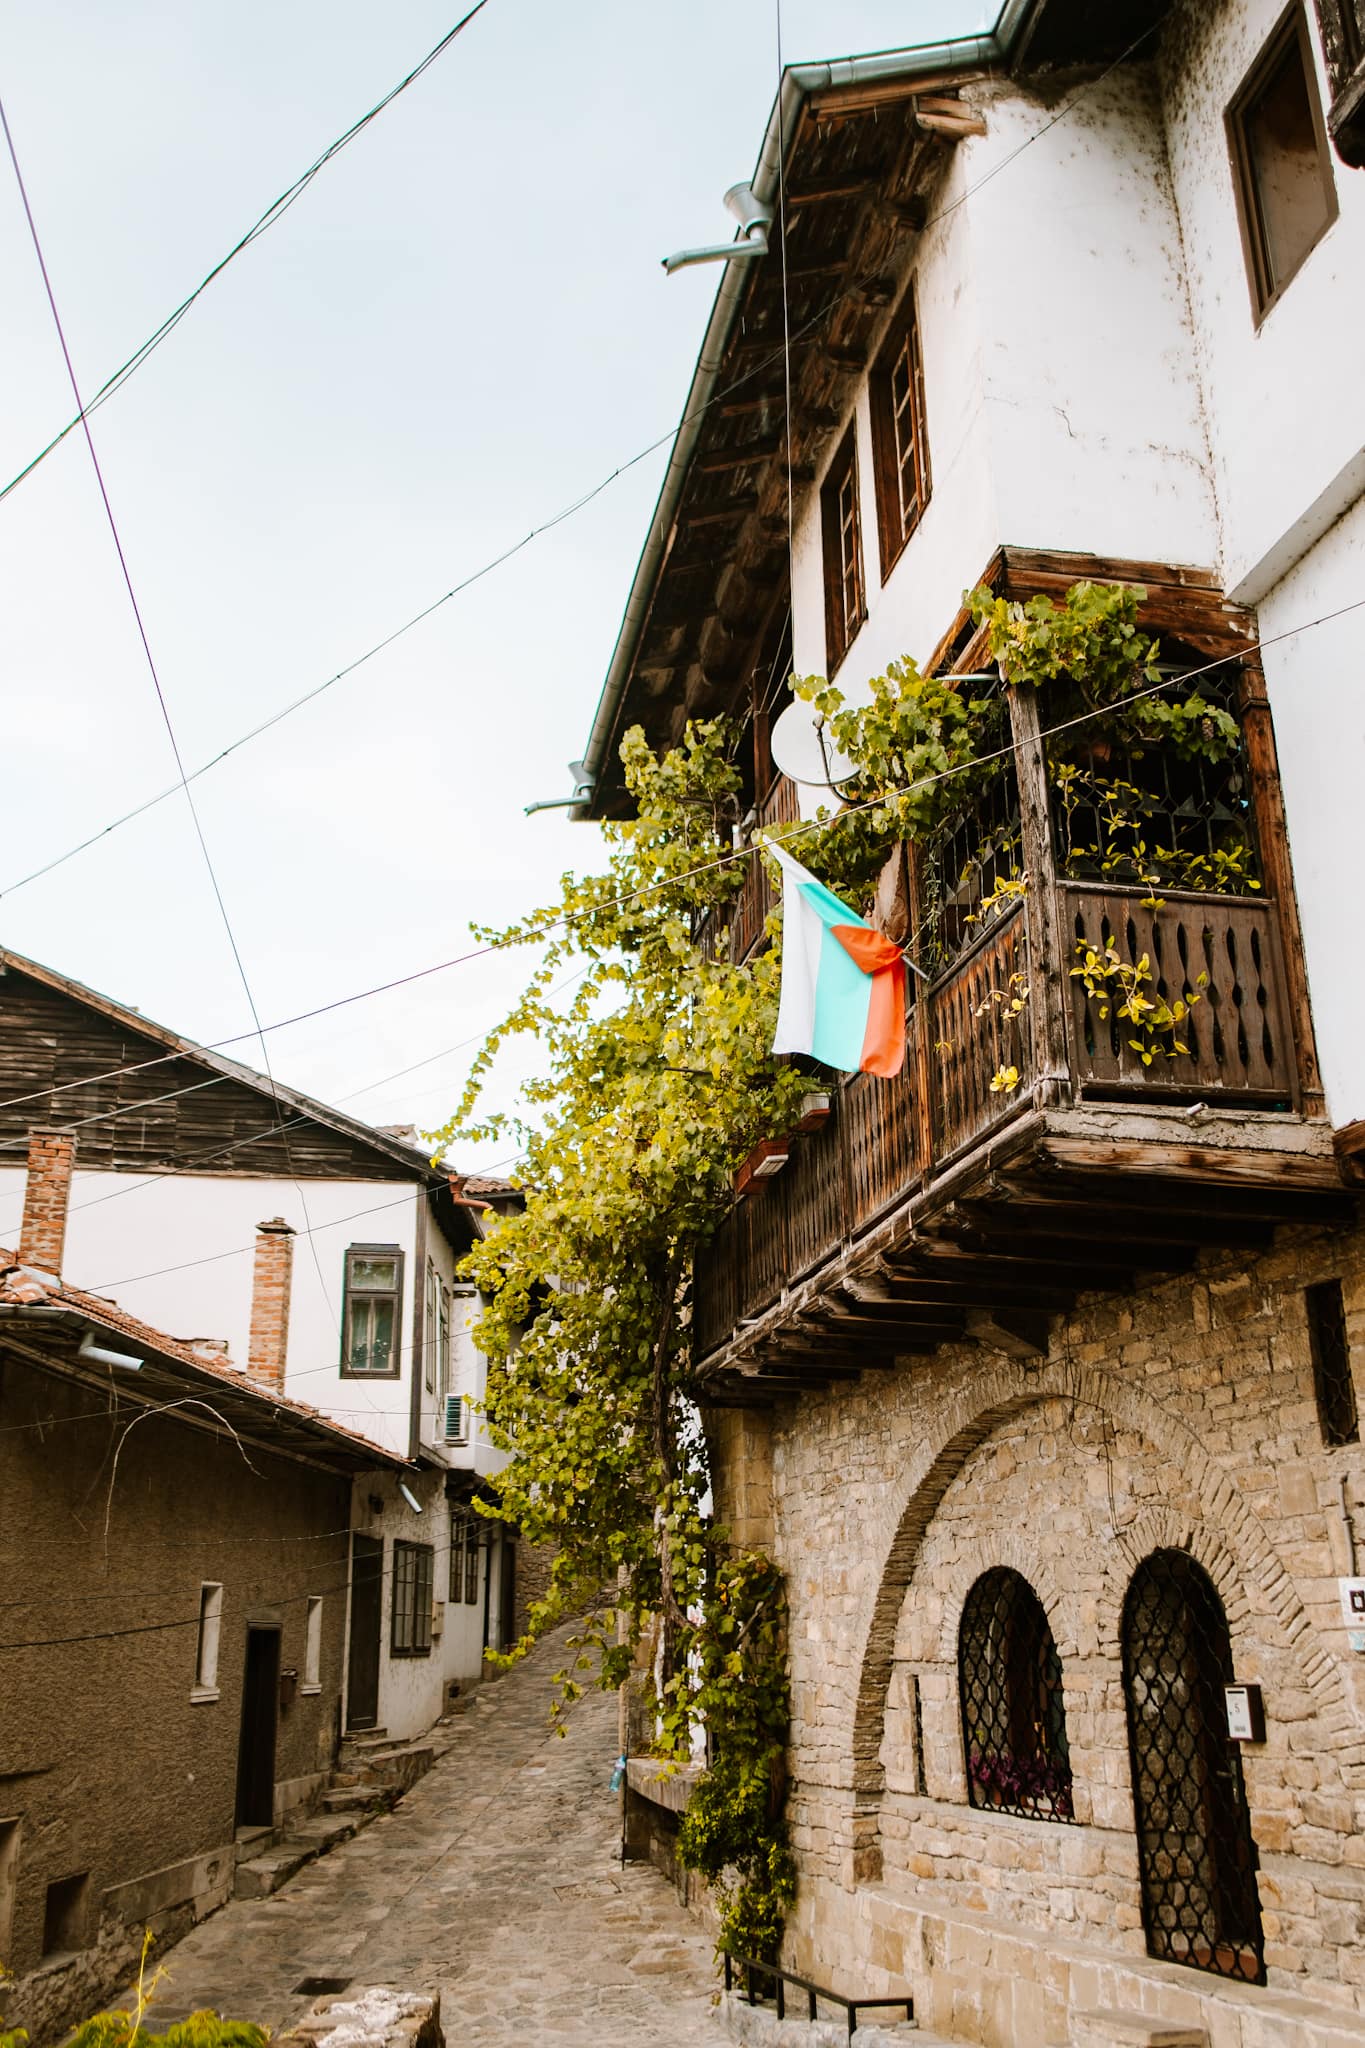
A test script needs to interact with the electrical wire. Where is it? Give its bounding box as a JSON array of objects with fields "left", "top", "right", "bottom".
[
  {"left": 1, "top": 593, "right": 1362, "bottom": 1135},
  {"left": 0, "top": 1, "right": 493, "bottom": 508},
  {"left": 0, "top": 96, "right": 347, "bottom": 1328},
  {"left": 0, "top": 23, "right": 1160, "bottom": 910}
]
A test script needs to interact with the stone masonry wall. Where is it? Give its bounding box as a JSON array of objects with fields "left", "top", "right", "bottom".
[{"left": 707, "top": 1213, "right": 1365, "bottom": 2033}]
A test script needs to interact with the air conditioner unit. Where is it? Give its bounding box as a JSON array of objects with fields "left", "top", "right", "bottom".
[{"left": 443, "top": 1393, "right": 468, "bottom": 1446}]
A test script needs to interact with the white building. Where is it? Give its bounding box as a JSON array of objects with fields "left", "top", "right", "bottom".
[{"left": 0, "top": 947, "right": 520, "bottom": 1743}]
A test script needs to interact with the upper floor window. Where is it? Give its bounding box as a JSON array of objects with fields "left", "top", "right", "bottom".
[
  {"left": 820, "top": 424, "right": 866, "bottom": 675},
  {"left": 342, "top": 1244, "right": 404, "bottom": 1377},
  {"left": 1228, "top": 8, "right": 1338, "bottom": 320},
  {"left": 392, "top": 1540, "right": 434, "bottom": 1656},
  {"left": 424, "top": 1260, "right": 439, "bottom": 1392},
  {"left": 1309, "top": 0, "right": 1365, "bottom": 165},
  {"left": 438, "top": 1282, "right": 451, "bottom": 1398},
  {"left": 1307, "top": 1278, "right": 1359, "bottom": 1445},
  {"left": 958, "top": 1567, "right": 1073, "bottom": 1822},
  {"left": 870, "top": 279, "right": 931, "bottom": 579}
]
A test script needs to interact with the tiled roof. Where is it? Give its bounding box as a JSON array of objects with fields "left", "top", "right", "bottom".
[{"left": 0, "top": 1248, "right": 405, "bottom": 1470}]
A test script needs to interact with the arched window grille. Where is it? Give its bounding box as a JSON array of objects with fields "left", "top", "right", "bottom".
[
  {"left": 1122, "top": 1550, "right": 1264, "bottom": 1983},
  {"left": 958, "top": 1568, "right": 1073, "bottom": 1822}
]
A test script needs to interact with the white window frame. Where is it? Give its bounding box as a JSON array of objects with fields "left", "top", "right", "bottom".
[
  {"left": 302, "top": 1595, "right": 324, "bottom": 1693},
  {"left": 192, "top": 1582, "right": 223, "bottom": 1701}
]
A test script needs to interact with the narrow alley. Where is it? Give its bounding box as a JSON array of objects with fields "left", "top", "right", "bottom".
[{"left": 137, "top": 1637, "right": 727, "bottom": 2047}]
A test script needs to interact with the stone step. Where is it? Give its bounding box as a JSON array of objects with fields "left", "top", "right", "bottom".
[
  {"left": 287, "top": 1814, "right": 359, "bottom": 1853},
  {"left": 317, "top": 1786, "right": 395, "bottom": 1816},
  {"left": 1071, "top": 2015, "right": 1207, "bottom": 2048},
  {"left": 233, "top": 1842, "right": 317, "bottom": 1901},
  {"left": 233, "top": 1823, "right": 275, "bottom": 1866}
]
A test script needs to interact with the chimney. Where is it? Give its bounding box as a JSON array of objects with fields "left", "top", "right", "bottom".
[
  {"left": 247, "top": 1217, "right": 296, "bottom": 1389},
  {"left": 19, "top": 1131, "right": 76, "bottom": 1277}
]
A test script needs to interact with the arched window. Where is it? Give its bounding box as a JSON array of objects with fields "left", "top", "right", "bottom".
[
  {"left": 1122, "top": 1550, "right": 1264, "bottom": 1983},
  {"left": 958, "top": 1568, "right": 1073, "bottom": 1821}
]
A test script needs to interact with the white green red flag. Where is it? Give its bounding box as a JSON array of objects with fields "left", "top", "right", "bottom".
[{"left": 770, "top": 845, "right": 907, "bottom": 1078}]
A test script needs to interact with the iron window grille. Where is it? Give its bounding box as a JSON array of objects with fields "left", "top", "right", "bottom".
[
  {"left": 870, "top": 277, "right": 931, "bottom": 580},
  {"left": 465, "top": 1523, "right": 481, "bottom": 1605},
  {"left": 341, "top": 1244, "right": 405, "bottom": 1377},
  {"left": 958, "top": 1568, "right": 1074, "bottom": 1822},
  {"left": 820, "top": 424, "right": 866, "bottom": 675},
  {"left": 392, "top": 1540, "right": 434, "bottom": 1656},
  {"left": 1122, "top": 1549, "right": 1264, "bottom": 1984},
  {"left": 1307, "top": 1278, "right": 1358, "bottom": 1446},
  {"left": 1228, "top": 7, "right": 1338, "bottom": 322}
]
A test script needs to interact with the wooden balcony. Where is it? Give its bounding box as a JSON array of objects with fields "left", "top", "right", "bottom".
[{"left": 694, "top": 887, "right": 1347, "bottom": 1401}]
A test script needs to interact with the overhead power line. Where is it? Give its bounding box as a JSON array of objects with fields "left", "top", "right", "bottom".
[
  {"left": 0, "top": 1, "right": 493, "bottom": 508},
  {"left": 0, "top": 24, "right": 1163, "bottom": 908}
]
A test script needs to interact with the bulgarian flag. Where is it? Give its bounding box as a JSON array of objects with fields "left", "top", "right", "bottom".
[{"left": 770, "top": 845, "right": 907, "bottom": 1077}]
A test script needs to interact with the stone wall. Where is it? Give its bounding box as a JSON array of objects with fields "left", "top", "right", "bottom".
[{"left": 705, "top": 1215, "right": 1365, "bottom": 2038}]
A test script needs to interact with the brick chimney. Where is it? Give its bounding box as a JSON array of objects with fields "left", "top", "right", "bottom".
[
  {"left": 247, "top": 1217, "right": 295, "bottom": 1389},
  {"left": 18, "top": 1131, "right": 76, "bottom": 1277}
]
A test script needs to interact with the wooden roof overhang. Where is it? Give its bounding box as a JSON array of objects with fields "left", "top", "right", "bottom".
[
  {"left": 696, "top": 1106, "right": 1356, "bottom": 1405},
  {"left": 0, "top": 1301, "right": 408, "bottom": 1474},
  {"left": 579, "top": 58, "right": 1000, "bottom": 820}
]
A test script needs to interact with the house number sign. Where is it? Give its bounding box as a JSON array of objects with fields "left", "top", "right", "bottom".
[
  {"left": 1224, "top": 1684, "right": 1265, "bottom": 1743},
  {"left": 1339, "top": 1576, "right": 1365, "bottom": 1653}
]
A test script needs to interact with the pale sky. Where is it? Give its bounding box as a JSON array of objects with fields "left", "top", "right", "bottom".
[{"left": 1, "top": 0, "right": 991, "bottom": 1163}]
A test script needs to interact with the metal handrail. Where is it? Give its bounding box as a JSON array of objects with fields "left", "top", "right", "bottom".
[{"left": 722, "top": 1951, "right": 914, "bottom": 2040}]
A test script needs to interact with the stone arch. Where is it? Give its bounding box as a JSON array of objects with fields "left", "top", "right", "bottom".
[
  {"left": 847, "top": 1352, "right": 1363, "bottom": 1872},
  {"left": 930, "top": 1533, "right": 1077, "bottom": 1667}
]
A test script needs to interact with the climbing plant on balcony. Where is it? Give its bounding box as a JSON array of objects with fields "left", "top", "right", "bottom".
[{"left": 430, "top": 718, "right": 806, "bottom": 1958}]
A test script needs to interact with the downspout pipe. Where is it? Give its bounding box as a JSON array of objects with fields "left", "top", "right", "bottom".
[{"left": 570, "top": 20, "right": 1024, "bottom": 822}]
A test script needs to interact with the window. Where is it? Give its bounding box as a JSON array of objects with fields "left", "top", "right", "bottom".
[
  {"left": 820, "top": 424, "right": 866, "bottom": 674},
  {"left": 1228, "top": 8, "right": 1338, "bottom": 319},
  {"left": 870, "top": 279, "right": 931, "bottom": 578},
  {"left": 449, "top": 1513, "right": 465, "bottom": 1602},
  {"left": 438, "top": 1283, "right": 451, "bottom": 1399},
  {"left": 392, "top": 1540, "right": 434, "bottom": 1655},
  {"left": 958, "top": 1568, "right": 1073, "bottom": 1821},
  {"left": 465, "top": 1523, "right": 481, "bottom": 1606},
  {"left": 0, "top": 1820, "right": 19, "bottom": 1968},
  {"left": 1122, "top": 1550, "right": 1264, "bottom": 1981},
  {"left": 1309, "top": 0, "right": 1365, "bottom": 165},
  {"left": 1307, "top": 1278, "right": 1358, "bottom": 1445},
  {"left": 424, "top": 1260, "right": 438, "bottom": 1392},
  {"left": 43, "top": 1873, "right": 90, "bottom": 1957},
  {"left": 341, "top": 1245, "right": 404, "bottom": 1377},
  {"left": 193, "top": 1582, "right": 223, "bottom": 1699},
  {"left": 302, "top": 1596, "right": 324, "bottom": 1692}
]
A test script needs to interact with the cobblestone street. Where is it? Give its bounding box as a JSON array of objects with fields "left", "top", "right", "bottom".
[{"left": 140, "top": 1636, "right": 726, "bottom": 2047}]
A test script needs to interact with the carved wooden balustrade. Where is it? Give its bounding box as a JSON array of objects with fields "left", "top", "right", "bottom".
[
  {"left": 694, "top": 775, "right": 802, "bottom": 967},
  {"left": 693, "top": 880, "right": 1302, "bottom": 1365}
]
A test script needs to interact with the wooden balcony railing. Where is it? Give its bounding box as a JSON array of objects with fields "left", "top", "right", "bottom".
[
  {"left": 693, "top": 881, "right": 1298, "bottom": 1362},
  {"left": 695, "top": 776, "right": 802, "bottom": 967}
]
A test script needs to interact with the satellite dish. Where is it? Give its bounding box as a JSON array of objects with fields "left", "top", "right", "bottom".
[{"left": 770, "top": 700, "right": 858, "bottom": 793}]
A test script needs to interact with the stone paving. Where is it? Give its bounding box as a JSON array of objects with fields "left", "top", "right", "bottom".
[{"left": 141, "top": 1634, "right": 728, "bottom": 2047}]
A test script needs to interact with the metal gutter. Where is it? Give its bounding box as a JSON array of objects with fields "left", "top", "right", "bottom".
[{"left": 572, "top": 10, "right": 1034, "bottom": 821}]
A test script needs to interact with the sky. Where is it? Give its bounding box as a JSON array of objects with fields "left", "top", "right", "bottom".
[{"left": 0, "top": 0, "right": 992, "bottom": 1164}]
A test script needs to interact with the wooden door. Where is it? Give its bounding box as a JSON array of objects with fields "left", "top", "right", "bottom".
[
  {"left": 235, "top": 1627, "right": 281, "bottom": 1829},
  {"left": 347, "top": 1534, "right": 384, "bottom": 1731}
]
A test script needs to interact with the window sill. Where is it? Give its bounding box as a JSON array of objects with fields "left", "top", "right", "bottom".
[
  {"left": 299, "top": 1683, "right": 322, "bottom": 1697},
  {"left": 190, "top": 1687, "right": 221, "bottom": 1705}
]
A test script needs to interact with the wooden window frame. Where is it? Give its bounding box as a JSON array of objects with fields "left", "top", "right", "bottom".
[
  {"left": 1227, "top": 6, "right": 1339, "bottom": 323},
  {"left": 437, "top": 1282, "right": 451, "bottom": 1400},
  {"left": 820, "top": 423, "right": 867, "bottom": 676},
  {"left": 464, "top": 1523, "right": 481, "bottom": 1606},
  {"left": 870, "top": 277, "right": 932, "bottom": 581},
  {"left": 424, "top": 1259, "right": 439, "bottom": 1393},
  {"left": 1310, "top": 0, "right": 1365, "bottom": 165},
  {"left": 340, "top": 1243, "right": 405, "bottom": 1380},
  {"left": 391, "top": 1539, "right": 434, "bottom": 1656}
]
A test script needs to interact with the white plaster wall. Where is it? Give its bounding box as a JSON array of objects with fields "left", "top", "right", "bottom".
[
  {"left": 789, "top": 70, "right": 1217, "bottom": 747},
  {"left": 1256, "top": 490, "right": 1365, "bottom": 1128},
  {"left": 972, "top": 70, "right": 1217, "bottom": 570},
  {"left": 348, "top": 1470, "right": 449, "bottom": 1742},
  {"left": 0, "top": 1167, "right": 420, "bottom": 1458},
  {"left": 1159, "top": 0, "right": 1365, "bottom": 602}
]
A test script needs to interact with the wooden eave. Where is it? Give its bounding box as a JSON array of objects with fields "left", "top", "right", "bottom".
[
  {"left": 585, "top": 85, "right": 983, "bottom": 818},
  {"left": 696, "top": 1105, "right": 1356, "bottom": 1405},
  {"left": 0, "top": 1304, "right": 408, "bottom": 1474}
]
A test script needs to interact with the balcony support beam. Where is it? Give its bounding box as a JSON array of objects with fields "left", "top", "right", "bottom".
[{"left": 1005, "top": 679, "right": 1072, "bottom": 1106}]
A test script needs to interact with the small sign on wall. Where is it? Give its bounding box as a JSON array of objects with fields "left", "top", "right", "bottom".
[
  {"left": 1224, "top": 1684, "right": 1265, "bottom": 1743},
  {"left": 1338, "top": 1577, "right": 1365, "bottom": 1653}
]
